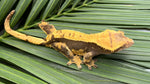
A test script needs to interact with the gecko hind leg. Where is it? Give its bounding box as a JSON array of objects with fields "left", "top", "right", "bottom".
[{"left": 51, "top": 42, "right": 82, "bottom": 69}]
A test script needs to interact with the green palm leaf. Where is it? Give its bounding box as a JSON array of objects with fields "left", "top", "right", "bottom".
[{"left": 0, "top": 0, "right": 150, "bottom": 84}]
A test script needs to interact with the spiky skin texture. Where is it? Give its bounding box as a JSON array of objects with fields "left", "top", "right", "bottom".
[{"left": 4, "top": 10, "right": 134, "bottom": 70}]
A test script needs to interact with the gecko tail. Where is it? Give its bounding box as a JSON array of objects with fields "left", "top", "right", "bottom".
[
  {"left": 4, "top": 10, "right": 27, "bottom": 41},
  {"left": 4, "top": 10, "right": 46, "bottom": 45}
]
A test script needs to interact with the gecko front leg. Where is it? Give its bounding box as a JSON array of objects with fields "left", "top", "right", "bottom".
[{"left": 51, "top": 42, "right": 82, "bottom": 69}]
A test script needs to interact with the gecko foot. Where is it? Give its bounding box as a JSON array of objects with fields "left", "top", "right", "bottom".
[
  {"left": 67, "top": 56, "right": 82, "bottom": 70},
  {"left": 84, "top": 59, "right": 98, "bottom": 70}
]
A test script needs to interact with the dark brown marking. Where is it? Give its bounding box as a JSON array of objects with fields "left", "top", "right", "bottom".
[
  {"left": 50, "top": 38, "right": 113, "bottom": 55},
  {"left": 69, "top": 33, "right": 71, "bottom": 36},
  {"left": 85, "top": 56, "right": 90, "bottom": 60},
  {"left": 62, "top": 34, "right": 65, "bottom": 37},
  {"left": 43, "top": 25, "right": 52, "bottom": 34},
  {"left": 83, "top": 54, "right": 93, "bottom": 64},
  {"left": 6, "top": 10, "right": 15, "bottom": 20},
  {"left": 45, "top": 35, "right": 55, "bottom": 44},
  {"left": 114, "top": 44, "right": 126, "bottom": 52},
  {"left": 60, "top": 45, "right": 73, "bottom": 59},
  {"left": 25, "top": 34, "right": 28, "bottom": 41},
  {"left": 51, "top": 42, "right": 74, "bottom": 59}
]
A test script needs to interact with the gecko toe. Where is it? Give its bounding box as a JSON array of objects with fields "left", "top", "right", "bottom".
[{"left": 84, "top": 59, "right": 98, "bottom": 70}]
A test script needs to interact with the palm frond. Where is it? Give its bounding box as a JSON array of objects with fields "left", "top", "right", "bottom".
[{"left": 0, "top": 0, "right": 150, "bottom": 84}]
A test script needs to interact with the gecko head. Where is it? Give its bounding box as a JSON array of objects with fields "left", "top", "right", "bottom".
[
  {"left": 38, "top": 20, "right": 56, "bottom": 35},
  {"left": 98, "top": 30, "right": 134, "bottom": 52},
  {"left": 112, "top": 30, "right": 134, "bottom": 52}
]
